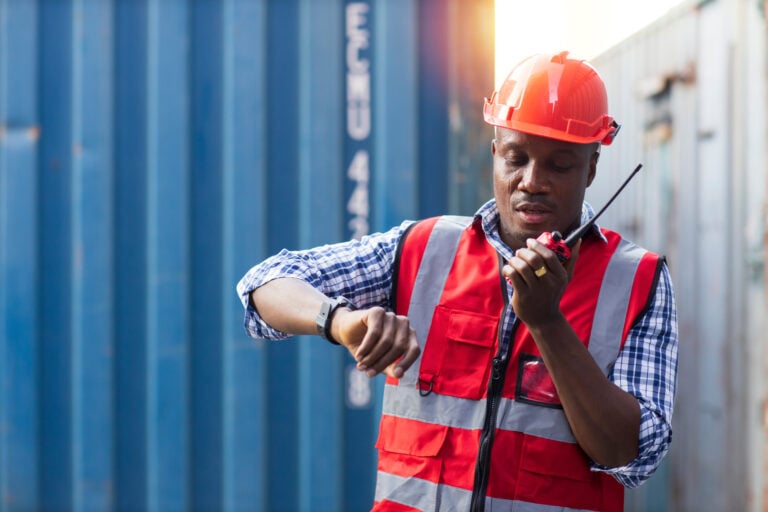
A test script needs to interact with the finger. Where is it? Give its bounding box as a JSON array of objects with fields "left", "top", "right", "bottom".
[
  {"left": 390, "top": 328, "right": 420, "bottom": 378},
  {"left": 365, "top": 317, "right": 411, "bottom": 376},
  {"left": 515, "top": 246, "right": 547, "bottom": 276},
  {"left": 526, "top": 238, "right": 561, "bottom": 267},
  {"left": 502, "top": 260, "right": 525, "bottom": 286},
  {"left": 353, "top": 307, "right": 384, "bottom": 358},
  {"left": 356, "top": 312, "right": 396, "bottom": 370},
  {"left": 506, "top": 255, "right": 538, "bottom": 287},
  {"left": 527, "top": 238, "right": 568, "bottom": 279}
]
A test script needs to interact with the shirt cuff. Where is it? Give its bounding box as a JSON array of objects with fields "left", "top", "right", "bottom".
[
  {"left": 236, "top": 256, "right": 303, "bottom": 340},
  {"left": 590, "top": 403, "right": 673, "bottom": 488},
  {"left": 242, "top": 298, "right": 292, "bottom": 340}
]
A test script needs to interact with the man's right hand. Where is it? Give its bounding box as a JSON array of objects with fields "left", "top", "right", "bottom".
[{"left": 331, "top": 306, "right": 420, "bottom": 379}]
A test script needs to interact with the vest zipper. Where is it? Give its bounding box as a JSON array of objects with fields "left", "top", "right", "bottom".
[{"left": 469, "top": 257, "right": 518, "bottom": 512}]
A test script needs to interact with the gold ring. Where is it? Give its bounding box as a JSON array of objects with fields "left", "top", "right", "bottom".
[{"left": 534, "top": 266, "right": 547, "bottom": 278}]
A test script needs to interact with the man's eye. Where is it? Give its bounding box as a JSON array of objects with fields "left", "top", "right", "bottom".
[{"left": 504, "top": 158, "right": 526, "bottom": 167}]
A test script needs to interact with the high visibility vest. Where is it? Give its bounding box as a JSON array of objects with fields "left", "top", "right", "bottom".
[{"left": 373, "top": 216, "right": 662, "bottom": 512}]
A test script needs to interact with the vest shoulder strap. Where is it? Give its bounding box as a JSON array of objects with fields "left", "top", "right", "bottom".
[
  {"left": 598, "top": 228, "right": 665, "bottom": 345},
  {"left": 390, "top": 216, "right": 474, "bottom": 313}
]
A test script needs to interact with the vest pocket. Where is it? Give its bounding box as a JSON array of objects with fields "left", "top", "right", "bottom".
[
  {"left": 421, "top": 306, "right": 498, "bottom": 400},
  {"left": 516, "top": 436, "right": 600, "bottom": 510},
  {"left": 375, "top": 416, "right": 448, "bottom": 509},
  {"left": 375, "top": 416, "right": 448, "bottom": 458}
]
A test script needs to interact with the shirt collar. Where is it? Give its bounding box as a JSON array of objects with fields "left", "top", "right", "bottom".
[{"left": 473, "top": 199, "right": 607, "bottom": 260}]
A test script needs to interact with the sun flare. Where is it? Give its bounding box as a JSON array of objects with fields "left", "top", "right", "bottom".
[{"left": 494, "top": 0, "right": 686, "bottom": 87}]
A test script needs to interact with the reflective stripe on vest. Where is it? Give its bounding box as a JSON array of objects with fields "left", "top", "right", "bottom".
[
  {"left": 590, "top": 237, "right": 648, "bottom": 373},
  {"left": 375, "top": 472, "right": 597, "bottom": 512},
  {"left": 382, "top": 383, "right": 576, "bottom": 442}
]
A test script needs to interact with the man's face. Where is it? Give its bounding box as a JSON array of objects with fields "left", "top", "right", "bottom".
[{"left": 492, "top": 128, "right": 598, "bottom": 250}]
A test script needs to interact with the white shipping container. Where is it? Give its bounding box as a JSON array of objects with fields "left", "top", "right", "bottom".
[{"left": 591, "top": 1, "right": 767, "bottom": 510}]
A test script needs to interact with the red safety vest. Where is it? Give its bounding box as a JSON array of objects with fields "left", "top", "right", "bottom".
[{"left": 373, "top": 216, "right": 662, "bottom": 512}]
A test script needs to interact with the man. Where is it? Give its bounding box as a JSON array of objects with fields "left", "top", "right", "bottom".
[{"left": 237, "top": 51, "right": 678, "bottom": 512}]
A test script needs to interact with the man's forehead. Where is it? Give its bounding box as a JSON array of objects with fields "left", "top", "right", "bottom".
[{"left": 495, "top": 129, "right": 589, "bottom": 155}]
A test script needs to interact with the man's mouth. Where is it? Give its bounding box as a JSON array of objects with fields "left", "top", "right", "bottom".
[{"left": 515, "top": 202, "right": 555, "bottom": 225}]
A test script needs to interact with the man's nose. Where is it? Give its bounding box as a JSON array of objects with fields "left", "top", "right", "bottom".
[{"left": 519, "top": 161, "right": 548, "bottom": 193}]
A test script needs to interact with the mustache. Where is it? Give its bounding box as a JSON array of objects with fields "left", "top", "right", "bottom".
[{"left": 511, "top": 194, "right": 557, "bottom": 211}]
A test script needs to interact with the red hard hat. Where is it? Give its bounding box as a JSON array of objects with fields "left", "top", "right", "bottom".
[{"left": 483, "top": 51, "right": 620, "bottom": 145}]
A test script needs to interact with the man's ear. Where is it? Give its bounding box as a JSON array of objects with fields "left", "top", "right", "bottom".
[
  {"left": 491, "top": 138, "right": 497, "bottom": 155},
  {"left": 586, "top": 145, "right": 599, "bottom": 186}
]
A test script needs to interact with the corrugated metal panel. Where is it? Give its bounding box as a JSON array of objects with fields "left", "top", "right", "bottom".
[
  {"left": 591, "top": 0, "right": 767, "bottom": 510},
  {"left": 0, "top": 0, "right": 494, "bottom": 511},
  {"left": 0, "top": 1, "right": 39, "bottom": 510}
]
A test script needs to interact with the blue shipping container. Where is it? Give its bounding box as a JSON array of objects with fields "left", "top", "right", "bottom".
[{"left": 0, "top": 0, "right": 494, "bottom": 510}]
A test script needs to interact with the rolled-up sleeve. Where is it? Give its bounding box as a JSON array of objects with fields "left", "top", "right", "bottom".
[
  {"left": 594, "top": 264, "right": 679, "bottom": 487},
  {"left": 236, "top": 251, "right": 312, "bottom": 340},
  {"left": 236, "top": 221, "right": 412, "bottom": 340}
]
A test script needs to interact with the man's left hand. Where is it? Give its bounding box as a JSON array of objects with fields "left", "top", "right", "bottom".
[{"left": 501, "top": 237, "right": 581, "bottom": 327}]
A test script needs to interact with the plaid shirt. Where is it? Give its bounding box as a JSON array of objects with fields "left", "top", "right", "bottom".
[{"left": 237, "top": 199, "right": 679, "bottom": 488}]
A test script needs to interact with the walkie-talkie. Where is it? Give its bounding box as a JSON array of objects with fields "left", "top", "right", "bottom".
[{"left": 536, "top": 163, "right": 643, "bottom": 262}]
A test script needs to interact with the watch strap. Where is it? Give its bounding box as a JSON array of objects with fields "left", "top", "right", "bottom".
[{"left": 315, "top": 296, "right": 356, "bottom": 345}]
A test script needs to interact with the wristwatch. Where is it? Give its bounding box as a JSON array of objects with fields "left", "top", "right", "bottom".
[{"left": 315, "top": 296, "right": 356, "bottom": 345}]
